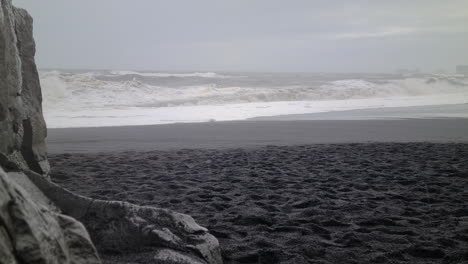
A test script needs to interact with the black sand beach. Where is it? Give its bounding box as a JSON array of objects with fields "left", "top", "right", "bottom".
[{"left": 47, "top": 119, "right": 468, "bottom": 264}]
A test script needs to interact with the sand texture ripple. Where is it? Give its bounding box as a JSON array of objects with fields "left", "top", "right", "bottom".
[{"left": 49, "top": 143, "right": 468, "bottom": 264}]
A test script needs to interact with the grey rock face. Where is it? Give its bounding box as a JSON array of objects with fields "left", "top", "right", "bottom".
[
  {"left": 14, "top": 7, "right": 49, "bottom": 175},
  {"left": 0, "top": 0, "right": 24, "bottom": 169},
  {"left": 0, "top": 0, "right": 49, "bottom": 175},
  {"left": 0, "top": 167, "right": 101, "bottom": 264}
]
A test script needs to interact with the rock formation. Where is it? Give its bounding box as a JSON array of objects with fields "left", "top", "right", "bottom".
[
  {"left": 0, "top": 0, "right": 222, "bottom": 263},
  {"left": 0, "top": 167, "right": 101, "bottom": 264},
  {"left": 0, "top": 1, "right": 49, "bottom": 175}
]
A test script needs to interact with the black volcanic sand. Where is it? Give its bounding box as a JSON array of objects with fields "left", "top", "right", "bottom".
[{"left": 49, "top": 143, "right": 468, "bottom": 264}]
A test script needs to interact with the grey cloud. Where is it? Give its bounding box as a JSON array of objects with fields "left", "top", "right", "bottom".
[{"left": 12, "top": 0, "right": 468, "bottom": 73}]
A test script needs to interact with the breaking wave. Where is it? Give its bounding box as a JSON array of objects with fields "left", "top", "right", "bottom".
[
  {"left": 40, "top": 70, "right": 468, "bottom": 112},
  {"left": 108, "top": 70, "right": 228, "bottom": 78}
]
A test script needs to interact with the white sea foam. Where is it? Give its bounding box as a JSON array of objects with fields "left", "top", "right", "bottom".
[
  {"left": 39, "top": 70, "right": 468, "bottom": 128},
  {"left": 108, "top": 70, "right": 227, "bottom": 78}
]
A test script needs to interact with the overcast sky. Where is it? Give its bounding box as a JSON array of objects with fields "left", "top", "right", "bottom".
[{"left": 13, "top": 0, "right": 468, "bottom": 73}]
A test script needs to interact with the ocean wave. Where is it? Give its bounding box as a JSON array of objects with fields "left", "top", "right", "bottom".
[
  {"left": 39, "top": 71, "right": 468, "bottom": 113},
  {"left": 108, "top": 70, "right": 228, "bottom": 78}
]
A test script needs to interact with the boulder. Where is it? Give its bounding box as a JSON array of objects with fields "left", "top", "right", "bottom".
[{"left": 0, "top": 167, "right": 101, "bottom": 264}]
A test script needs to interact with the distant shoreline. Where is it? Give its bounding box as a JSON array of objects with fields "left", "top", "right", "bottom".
[{"left": 249, "top": 103, "right": 468, "bottom": 121}]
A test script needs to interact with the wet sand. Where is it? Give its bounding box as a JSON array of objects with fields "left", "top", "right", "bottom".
[
  {"left": 250, "top": 104, "right": 468, "bottom": 121},
  {"left": 47, "top": 119, "right": 468, "bottom": 153},
  {"left": 49, "top": 142, "right": 468, "bottom": 264}
]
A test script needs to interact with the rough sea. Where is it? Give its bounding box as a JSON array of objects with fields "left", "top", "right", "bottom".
[{"left": 39, "top": 70, "right": 468, "bottom": 128}]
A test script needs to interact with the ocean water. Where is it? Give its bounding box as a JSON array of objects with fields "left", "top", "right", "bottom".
[{"left": 39, "top": 70, "right": 468, "bottom": 128}]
